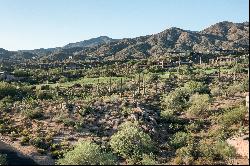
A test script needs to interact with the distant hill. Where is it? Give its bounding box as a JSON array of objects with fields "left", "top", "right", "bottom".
[
  {"left": 63, "top": 36, "right": 116, "bottom": 49},
  {"left": 0, "top": 21, "right": 249, "bottom": 61}
]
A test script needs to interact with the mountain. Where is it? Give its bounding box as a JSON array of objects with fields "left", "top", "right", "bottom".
[
  {"left": 63, "top": 36, "right": 116, "bottom": 49},
  {"left": 0, "top": 21, "right": 249, "bottom": 61},
  {"left": 0, "top": 48, "right": 12, "bottom": 59}
]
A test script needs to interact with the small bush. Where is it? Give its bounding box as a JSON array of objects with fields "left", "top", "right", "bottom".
[
  {"left": 22, "top": 109, "right": 44, "bottom": 120},
  {"left": 183, "top": 81, "right": 209, "bottom": 94},
  {"left": 198, "top": 139, "right": 236, "bottom": 163},
  {"left": 20, "top": 136, "right": 30, "bottom": 146},
  {"left": 225, "top": 83, "right": 244, "bottom": 97},
  {"left": 36, "top": 90, "right": 54, "bottom": 100},
  {"left": 30, "top": 137, "right": 49, "bottom": 150},
  {"left": 57, "top": 140, "right": 117, "bottom": 165},
  {"left": 185, "top": 119, "right": 205, "bottom": 133},
  {"left": 110, "top": 121, "right": 155, "bottom": 161},
  {"left": 160, "top": 109, "right": 176, "bottom": 121},
  {"left": 219, "top": 106, "right": 246, "bottom": 127},
  {"left": 175, "top": 146, "right": 194, "bottom": 165},
  {"left": 162, "top": 88, "right": 189, "bottom": 112},
  {"left": 0, "top": 97, "right": 13, "bottom": 112},
  {"left": 139, "top": 153, "right": 158, "bottom": 165},
  {"left": 187, "top": 94, "right": 210, "bottom": 117},
  {"left": 210, "top": 86, "right": 221, "bottom": 97},
  {"left": 169, "top": 132, "right": 192, "bottom": 149}
]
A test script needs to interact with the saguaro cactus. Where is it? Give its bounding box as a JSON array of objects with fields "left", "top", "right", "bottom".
[
  {"left": 142, "top": 74, "right": 146, "bottom": 96},
  {"left": 120, "top": 77, "right": 123, "bottom": 97},
  {"left": 97, "top": 78, "right": 100, "bottom": 96},
  {"left": 108, "top": 76, "right": 112, "bottom": 94},
  {"left": 138, "top": 73, "right": 141, "bottom": 94}
]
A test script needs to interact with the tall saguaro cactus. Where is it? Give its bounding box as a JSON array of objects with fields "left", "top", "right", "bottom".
[
  {"left": 138, "top": 73, "right": 141, "bottom": 95},
  {"left": 142, "top": 74, "right": 146, "bottom": 96},
  {"left": 108, "top": 76, "right": 112, "bottom": 94},
  {"left": 120, "top": 77, "right": 123, "bottom": 97},
  {"left": 97, "top": 78, "right": 100, "bottom": 96}
]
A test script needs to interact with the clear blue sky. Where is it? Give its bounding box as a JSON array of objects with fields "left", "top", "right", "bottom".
[{"left": 0, "top": 0, "right": 249, "bottom": 51}]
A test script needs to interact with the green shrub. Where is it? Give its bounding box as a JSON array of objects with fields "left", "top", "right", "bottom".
[
  {"left": 139, "top": 153, "right": 158, "bottom": 165},
  {"left": 187, "top": 94, "right": 210, "bottom": 117},
  {"left": 162, "top": 88, "right": 189, "bottom": 112},
  {"left": 225, "top": 83, "right": 244, "bottom": 97},
  {"left": 62, "top": 118, "right": 75, "bottom": 127},
  {"left": 198, "top": 140, "right": 236, "bottom": 162},
  {"left": 175, "top": 146, "right": 194, "bottom": 165},
  {"left": 213, "top": 141, "right": 236, "bottom": 161},
  {"left": 0, "top": 97, "right": 13, "bottom": 112},
  {"left": 22, "top": 109, "right": 44, "bottom": 120},
  {"left": 183, "top": 81, "right": 209, "bottom": 94},
  {"left": 30, "top": 137, "right": 49, "bottom": 150},
  {"left": 210, "top": 86, "right": 221, "bottom": 97},
  {"left": 20, "top": 136, "right": 30, "bottom": 146},
  {"left": 219, "top": 106, "right": 246, "bottom": 127},
  {"left": 110, "top": 121, "right": 154, "bottom": 161},
  {"left": 0, "top": 82, "right": 18, "bottom": 100},
  {"left": 242, "top": 77, "right": 249, "bottom": 92},
  {"left": 36, "top": 90, "right": 54, "bottom": 100},
  {"left": 0, "top": 82, "right": 32, "bottom": 100},
  {"left": 13, "top": 69, "right": 30, "bottom": 77},
  {"left": 0, "top": 154, "right": 7, "bottom": 165},
  {"left": 51, "top": 150, "right": 64, "bottom": 159},
  {"left": 160, "top": 109, "right": 176, "bottom": 121},
  {"left": 40, "top": 85, "right": 50, "bottom": 90},
  {"left": 121, "top": 107, "right": 133, "bottom": 116},
  {"left": 185, "top": 119, "right": 205, "bottom": 133},
  {"left": 169, "top": 132, "right": 192, "bottom": 149},
  {"left": 57, "top": 140, "right": 117, "bottom": 165}
]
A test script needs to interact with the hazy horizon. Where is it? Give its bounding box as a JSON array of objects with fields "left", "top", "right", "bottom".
[{"left": 0, "top": 0, "right": 249, "bottom": 51}]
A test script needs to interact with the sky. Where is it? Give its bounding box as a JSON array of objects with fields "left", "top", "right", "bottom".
[{"left": 0, "top": 0, "right": 249, "bottom": 51}]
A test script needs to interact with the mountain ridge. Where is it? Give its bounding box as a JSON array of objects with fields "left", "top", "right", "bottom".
[{"left": 0, "top": 21, "right": 249, "bottom": 61}]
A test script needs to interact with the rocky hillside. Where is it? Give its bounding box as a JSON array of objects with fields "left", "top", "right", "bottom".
[
  {"left": 63, "top": 36, "right": 116, "bottom": 49},
  {"left": 0, "top": 21, "right": 249, "bottom": 61}
]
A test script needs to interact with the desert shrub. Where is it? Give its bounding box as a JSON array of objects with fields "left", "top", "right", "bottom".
[
  {"left": 36, "top": 90, "right": 54, "bottom": 100},
  {"left": 185, "top": 119, "right": 205, "bottom": 133},
  {"left": 20, "top": 136, "right": 30, "bottom": 146},
  {"left": 175, "top": 146, "right": 194, "bottom": 165},
  {"left": 0, "top": 82, "right": 18, "bottom": 100},
  {"left": 78, "top": 105, "right": 94, "bottom": 116},
  {"left": 169, "top": 131, "right": 192, "bottom": 149},
  {"left": 241, "top": 77, "right": 249, "bottom": 92},
  {"left": 210, "top": 86, "right": 221, "bottom": 97},
  {"left": 62, "top": 118, "right": 75, "bottom": 127},
  {"left": 198, "top": 140, "right": 236, "bottom": 163},
  {"left": 225, "top": 83, "right": 244, "bottom": 97},
  {"left": 183, "top": 81, "right": 209, "bottom": 94},
  {"left": 139, "top": 153, "right": 158, "bottom": 165},
  {"left": 187, "top": 94, "right": 210, "bottom": 117},
  {"left": 58, "top": 77, "right": 68, "bottom": 83},
  {"left": 0, "top": 97, "right": 13, "bottom": 112},
  {"left": 0, "top": 154, "right": 7, "bottom": 165},
  {"left": 110, "top": 121, "right": 155, "bottom": 161},
  {"left": 51, "top": 150, "right": 64, "bottom": 159},
  {"left": 57, "top": 140, "right": 117, "bottom": 165},
  {"left": 30, "top": 137, "right": 49, "bottom": 150},
  {"left": 162, "top": 88, "right": 189, "bottom": 112},
  {"left": 219, "top": 106, "right": 246, "bottom": 127},
  {"left": 40, "top": 85, "right": 50, "bottom": 90},
  {"left": 160, "top": 109, "right": 176, "bottom": 121},
  {"left": 13, "top": 69, "right": 30, "bottom": 77},
  {"left": 213, "top": 141, "right": 236, "bottom": 161},
  {"left": 120, "top": 107, "right": 133, "bottom": 116},
  {"left": 22, "top": 109, "right": 44, "bottom": 120}
]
